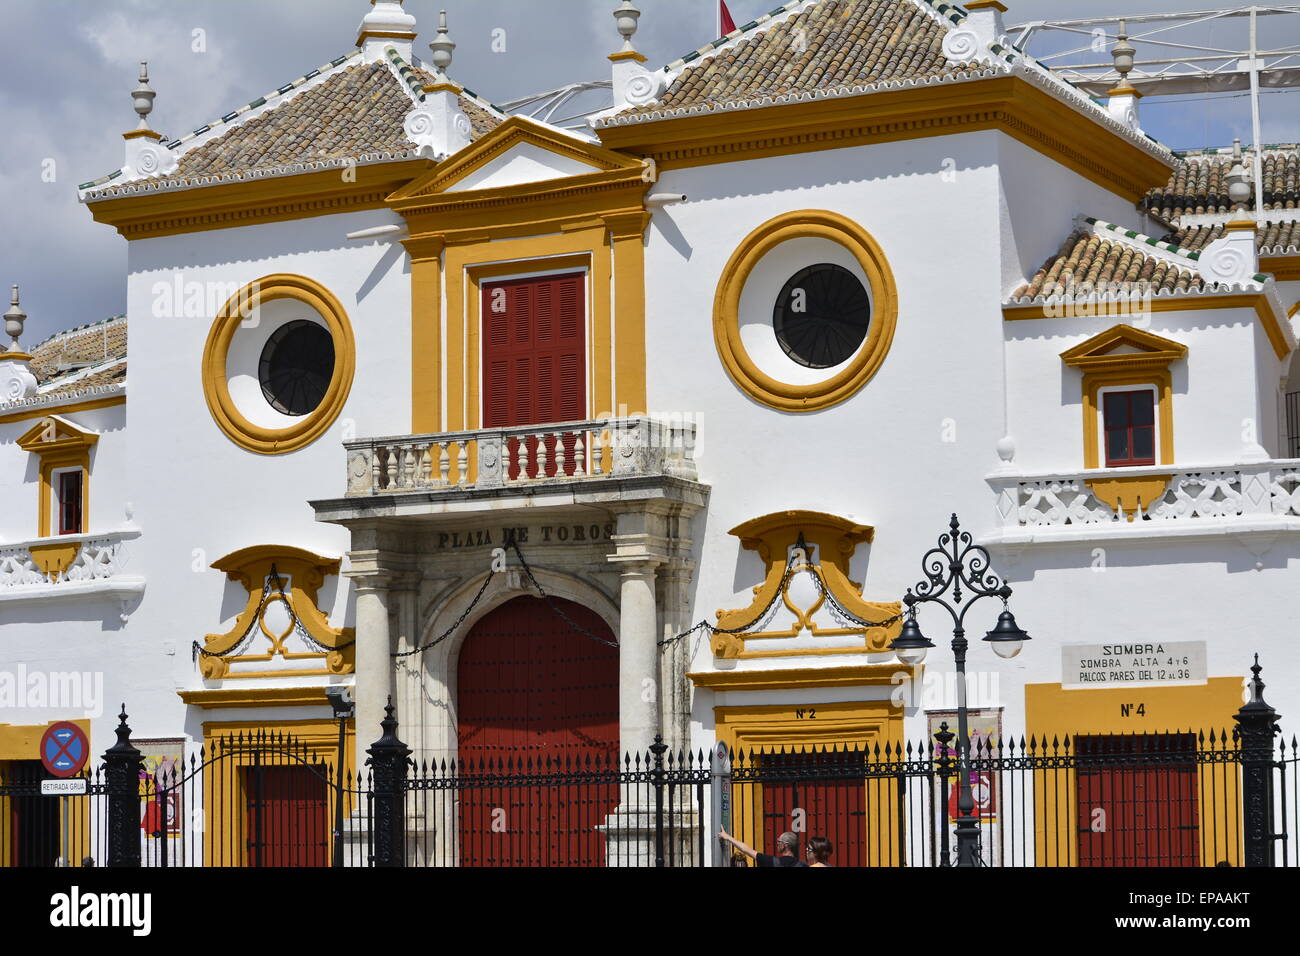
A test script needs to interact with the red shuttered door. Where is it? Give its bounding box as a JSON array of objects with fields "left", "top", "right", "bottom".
[
  {"left": 1075, "top": 733, "right": 1199, "bottom": 866},
  {"left": 456, "top": 596, "right": 619, "bottom": 867},
  {"left": 482, "top": 273, "right": 586, "bottom": 479}
]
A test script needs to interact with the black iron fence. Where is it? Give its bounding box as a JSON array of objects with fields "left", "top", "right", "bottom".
[{"left": 2, "top": 679, "right": 1294, "bottom": 868}]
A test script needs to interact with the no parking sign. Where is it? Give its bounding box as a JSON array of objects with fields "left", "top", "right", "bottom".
[{"left": 40, "top": 722, "right": 89, "bottom": 779}]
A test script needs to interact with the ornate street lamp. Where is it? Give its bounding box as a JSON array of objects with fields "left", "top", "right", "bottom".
[{"left": 888, "top": 514, "right": 1030, "bottom": 867}]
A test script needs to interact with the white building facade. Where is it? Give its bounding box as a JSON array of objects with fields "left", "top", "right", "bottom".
[{"left": 2, "top": 0, "right": 1298, "bottom": 866}]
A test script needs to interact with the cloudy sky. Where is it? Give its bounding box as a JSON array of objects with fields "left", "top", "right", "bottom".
[{"left": 2, "top": 0, "right": 1297, "bottom": 345}]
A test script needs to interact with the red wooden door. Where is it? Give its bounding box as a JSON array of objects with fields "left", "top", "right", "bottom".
[
  {"left": 1076, "top": 733, "right": 1199, "bottom": 866},
  {"left": 456, "top": 596, "right": 618, "bottom": 866},
  {"left": 482, "top": 273, "right": 586, "bottom": 479},
  {"left": 760, "top": 750, "right": 866, "bottom": 867},
  {"left": 244, "top": 765, "right": 328, "bottom": 867}
]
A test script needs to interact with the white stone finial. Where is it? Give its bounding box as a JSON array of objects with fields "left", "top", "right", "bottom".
[
  {"left": 5, "top": 285, "right": 26, "bottom": 351},
  {"left": 428, "top": 10, "right": 456, "bottom": 79},
  {"left": 607, "top": 0, "right": 665, "bottom": 111},
  {"left": 1228, "top": 139, "right": 1252, "bottom": 211},
  {"left": 358, "top": 0, "right": 417, "bottom": 62},
  {"left": 1105, "top": 23, "right": 1142, "bottom": 132},
  {"left": 132, "top": 61, "right": 156, "bottom": 132},
  {"left": 0, "top": 286, "right": 37, "bottom": 403},
  {"left": 614, "top": 0, "right": 641, "bottom": 54},
  {"left": 1112, "top": 20, "right": 1136, "bottom": 79}
]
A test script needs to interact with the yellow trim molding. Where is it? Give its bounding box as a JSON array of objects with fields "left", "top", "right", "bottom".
[
  {"left": 689, "top": 662, "right": 916, "bottom": 692},
  {"left": 713, "top": 210, "right": 898, "bottom": 412},
  {"left": 0, "top": 395, "right": 125, "bottom": 426},
  {"left": 199, "top": 545, "right": 355, "bottom": 680},
  {"left": 1265, "top": 255, "right": 1300, "bottom": 282},
  {"left": 17, "top": 416, "right": 97, "bottom": 538},
  {"left": 86, "top": 160, "right": 432, "bottom": 240},
  {"left": 1061, "top": 325, "right": 1185, "bottom": 477},
  {"left": 178, "top": 686, "right": 336, "bottom": 709},
  {"left": 713, "top": 511, "right": 902, "bottom": 659},
  {"left": 1025, "top": 678, "right": 1243, "bottom": 867},
  {"left": 1006, "top": 293, "right": 1290, "bottom": 362},
  {"left": 598, "top": 75, "right": 1173, "bottom": 203},
  {"left": 201, "top": 274, "right": 355, "bottom": 455}
]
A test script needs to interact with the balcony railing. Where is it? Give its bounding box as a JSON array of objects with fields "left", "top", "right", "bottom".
[
  {"left": 344, "top": 416, "right": 698, "bottom": 496},
  {"left": 0, "top": 528, "right": 145, "bottom": 609},
  {"left": 988, "top": 459, "right": 1300, "bottom": 536}
]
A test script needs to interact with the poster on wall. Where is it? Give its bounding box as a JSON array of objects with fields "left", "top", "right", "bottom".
[
  {"left": 926, "top": 709, "right": 1002, "bottom": 824},
  {"left": 135, "top": 738, "right": 186, "bottom": 842}
]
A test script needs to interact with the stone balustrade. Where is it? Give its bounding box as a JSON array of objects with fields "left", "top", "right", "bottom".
[
  {"left": 344, "top": 416, "right": 698, "bottom": 496},
  {"left": 0, "top": 528, "right": 145, "bottom": 613},
  {"left": 988, "top": 460, "right": 1300, "bottom": 535}
]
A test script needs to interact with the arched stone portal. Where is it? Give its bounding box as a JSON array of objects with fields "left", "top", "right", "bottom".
[{"left": 455, "top": 594, "right": 620, "bottom": 866}]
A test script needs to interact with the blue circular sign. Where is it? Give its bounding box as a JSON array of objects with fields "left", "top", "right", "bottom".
[{"left": 40, "top": 722, "right": 89, "bottom": 779}]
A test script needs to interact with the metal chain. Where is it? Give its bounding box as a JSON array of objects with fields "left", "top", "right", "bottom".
[
  {"left": 394, "top": 566, "right": 498, "bottom": 658},
  {"left": 509, "top": 540, "right": 619, "bottom": 648}
]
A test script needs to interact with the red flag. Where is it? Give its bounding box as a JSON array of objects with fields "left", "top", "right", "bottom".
[{"left": 720, "top": 1, "right": 737, "bottom": 34}]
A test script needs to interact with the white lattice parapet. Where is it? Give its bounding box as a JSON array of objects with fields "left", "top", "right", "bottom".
[
  {"left": 343, "top": 416, "right": 699, "bottom": 496},
  {"left": 986, "top": 461, "right": 1300, "bottom": 549},
  {"left": 0, "top": 529, "right": 146, "bottom": 619}
]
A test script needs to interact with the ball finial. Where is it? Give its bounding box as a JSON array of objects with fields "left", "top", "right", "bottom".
[
  {"left": 429, "top": 10, "right": 456, "bottom": 76},
  {"left": 4, "top": 285, "right": 26, "bottom": 350},
  {"left": 1111, "top": 20, "right": 1136, "bottom": 79},
  {"left": 132, "top": 61, "right": 156, "bottom": 131}
]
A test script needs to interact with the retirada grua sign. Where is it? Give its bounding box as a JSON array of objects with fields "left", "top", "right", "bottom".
[{"left": 1062, "top": 641, "right": 1207, "bottom": 689}]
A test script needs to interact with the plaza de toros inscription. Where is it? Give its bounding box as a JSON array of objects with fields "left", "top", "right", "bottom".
[{"left": 433, "top": 523, "right": 617, "bottom": 550}]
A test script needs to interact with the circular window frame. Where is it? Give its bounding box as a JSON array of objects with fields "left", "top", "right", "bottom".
[
  {"left": 202, "top": 274, "right": 355, "bottom": 455},
  {"left": 714, "top": 210, "right": 898, "bottom": 412}
]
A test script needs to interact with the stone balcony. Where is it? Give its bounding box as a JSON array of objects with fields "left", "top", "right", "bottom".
[
  {"left": 315, "top": 416, "right": 706, "bottom": 523},
  {"left": 984, "top": 459, "right": 1300, "bottom": 550},
  {"left": 0, "top": 528, "right": 145, "bottom": 616}
]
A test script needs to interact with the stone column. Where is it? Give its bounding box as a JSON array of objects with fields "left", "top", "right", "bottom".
[
  {"left": 615, "top": 559, "right": 661, "bottom": 755},
  {"left": 351, "top": 576, "right": 394, "bottom": 752}
]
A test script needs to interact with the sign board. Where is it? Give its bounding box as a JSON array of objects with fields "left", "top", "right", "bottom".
[
  {"left": 926, "top": 709, "right": 1001, "bottom": 824},
  {"left": 1062, "top": 641, "right": 1207, "bottom": 689},
  {"left": 39, "top": 722, "right": 89, "bottom": 778},
  {"left": 41, "top": 778, "right": 87, "bottom": 796}
]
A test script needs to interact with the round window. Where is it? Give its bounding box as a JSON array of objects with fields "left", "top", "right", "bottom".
[
  {"left": 258, "top": 320, "right": 335, "bottom": 416},
  {"left": 772, "top": 263, "right": 872, "bottom": 369}
]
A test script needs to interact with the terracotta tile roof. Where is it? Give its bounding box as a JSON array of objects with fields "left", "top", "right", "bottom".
[
  {"left": 29, "top": 317, "right": 128, "bottom": 385},
  {"left": 84, "top": 54, "right": 504, "bottom": 195},
  {"left": 37, "top": 361, "right": 127, "bottom": 401},
  {"left": 612, "top": 0, "right": 982, "bottom": 119},
  {"left": 1165, "top": 220, "right": 1300, "bottom": 255},
  {"left": 1013, "top": 230, "right": 1207, "bottom": 299},
  {"left": 1142, "top": 146, "right": 1300, "bottom": 220}
]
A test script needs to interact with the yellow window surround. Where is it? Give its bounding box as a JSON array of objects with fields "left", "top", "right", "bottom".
[
  {"left": 16, "top": 417, "right": 98, "bottom": 571},
  {"left": 1060, "top": 325, "right": 1187, "bottom": 515},
  {"left": 387, "top": 117, "right": 653, "bottom": 437},
  {"left": 198, "top": 545, "right": 355, "bottom": 680}
]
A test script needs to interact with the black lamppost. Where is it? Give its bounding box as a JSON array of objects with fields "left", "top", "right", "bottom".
[
  {"left": 324, "top": 686, "right": 354, "bottom": 868},
  {"left": 889, "top": 514, "right": 1030, "bottom": 868}
]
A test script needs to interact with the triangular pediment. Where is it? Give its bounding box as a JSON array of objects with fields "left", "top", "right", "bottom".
[
  {"left": 16, "top": 415, "right": 99, "bottom": 453},
  {"left": 1061, "top": 325, "right": 1188, "bottom": 370},
  {"left": 389, "top": 116, "right": 646, "bottom": 205}
]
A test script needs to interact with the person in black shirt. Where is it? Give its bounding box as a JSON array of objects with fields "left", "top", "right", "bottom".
[{"left": 719, "top": 828, "right": 807, "bottom": 867}]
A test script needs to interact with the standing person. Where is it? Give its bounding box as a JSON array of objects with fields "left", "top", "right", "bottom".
[
  {"left": 719, "top": 828, "right": 807, "bottom": 867},
  {"left": 805, "top": 836, "right": 833, "bottom": 867}
]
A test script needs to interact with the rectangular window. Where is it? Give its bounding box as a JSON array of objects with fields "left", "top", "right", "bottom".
[
  {"left": 57, "top": 470, "right": 83, "bottom": 535},
  {"left": 1102, "top": 390, "right": 1156, "bottom": 467}
]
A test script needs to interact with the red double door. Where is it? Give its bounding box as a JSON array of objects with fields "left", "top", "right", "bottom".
[
  {"left": 482, "top": 273, "right": 586, "bottom": 479},
  {"left": 1075, "top": 733, "right": 1199, "bottom": 866},
  {"left": 456, "top": 596, "right": 619, "bottom": 866},
  {"left": 760, "top": 751, "right": 867, "bottom": 867}
]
